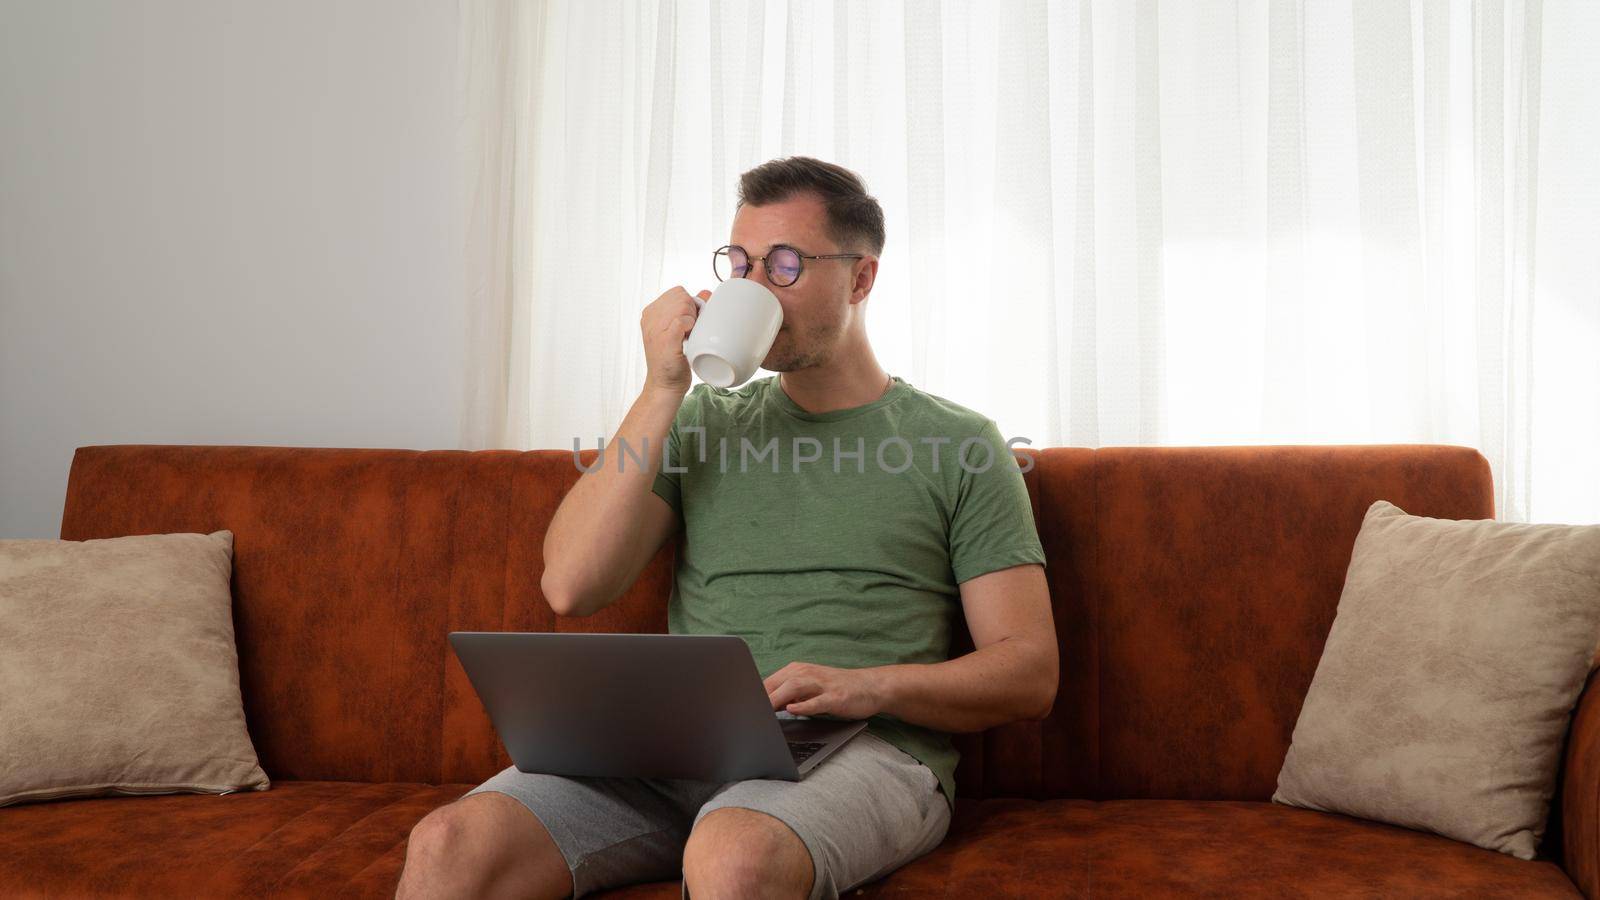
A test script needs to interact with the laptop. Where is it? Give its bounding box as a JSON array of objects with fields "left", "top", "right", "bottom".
[{"left": 448, "top": 632, "right": 867, "bottom": 782}]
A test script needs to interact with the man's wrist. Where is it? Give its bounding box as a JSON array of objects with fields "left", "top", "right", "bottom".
[
  {"left": 638, "top": 384, "right": 687, "bottom": 408},
  {"left": 867, "top": 663, "right": 912, "bottom": 718}
]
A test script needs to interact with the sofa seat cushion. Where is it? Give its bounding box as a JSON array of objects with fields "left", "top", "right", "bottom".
[
  {"left": 862, "top": 799, "right": 1579, "bottom": 897},
  {"left": 0, "top": 781, "right": 470, "bottom": 898},
  {"left": 2, "top": 789, "right": 1577, "bottom": 898}
]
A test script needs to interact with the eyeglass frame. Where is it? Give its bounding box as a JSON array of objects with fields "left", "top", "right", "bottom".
[{"left": 711, "top": 243, "right": 865, "bottom": 287}]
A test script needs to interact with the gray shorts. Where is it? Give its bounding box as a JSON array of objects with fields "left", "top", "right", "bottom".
[{"left": 464, "top": 730, "right": 951, "bottom": 900}]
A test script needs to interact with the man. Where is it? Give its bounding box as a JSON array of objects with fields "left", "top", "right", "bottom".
[{"left": 397, "top": 156, "right": 1056, "bottom": 900}]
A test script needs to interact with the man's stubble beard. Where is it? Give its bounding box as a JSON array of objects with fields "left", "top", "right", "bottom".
[
  {"left": 763, "top": 332, "right": 816, "bottom": 372},
  {"left": 762, "top": 289, "right": 865, "bottom": 372},
  {"left": 762, "top": 317, "right": 842, "bottom": 372}
]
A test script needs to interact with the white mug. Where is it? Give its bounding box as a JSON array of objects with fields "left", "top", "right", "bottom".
[{"left": 682, "top": 278, "right": 784, "bottom": 388}]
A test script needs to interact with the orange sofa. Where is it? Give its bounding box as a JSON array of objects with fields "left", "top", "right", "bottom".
[{"left": 4, "top": 442, "right": 1595, "bottom": 897}]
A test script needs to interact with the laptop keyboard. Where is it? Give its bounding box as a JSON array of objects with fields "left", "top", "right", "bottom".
[{"left": 787, "top": 740, "right": 827, "bottom": 765}]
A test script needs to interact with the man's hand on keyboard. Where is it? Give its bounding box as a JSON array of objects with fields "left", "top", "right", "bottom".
[{"left": 763, "top": 661, "right": 883, "bottom": 720}]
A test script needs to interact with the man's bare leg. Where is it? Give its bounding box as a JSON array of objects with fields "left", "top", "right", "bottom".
[
  {"left": 396, "top": 792, "right": 572, "bottom": 900},
  {"left": 681, "top": 807, "right": 813, "bottom": 900}
]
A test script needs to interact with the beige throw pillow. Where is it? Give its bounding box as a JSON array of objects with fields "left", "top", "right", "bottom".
[
  {"left": 0, "top": 530, "right": 269, "bottom": 805},
  {"left": 1273, "top": 500, "right": 1600, "bottom": 859}
]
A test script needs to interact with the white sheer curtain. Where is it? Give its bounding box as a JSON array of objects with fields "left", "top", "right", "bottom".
[{"left": 459, "top": 0, "right": 1600, "bottom": 525}]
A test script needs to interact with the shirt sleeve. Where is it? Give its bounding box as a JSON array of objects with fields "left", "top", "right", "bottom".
[
  {"left": 948, "top": 418, "right": 1047, "bottom": 584},
  {"left": 649, "top": 387, "right": 701, "bottom": 515}
]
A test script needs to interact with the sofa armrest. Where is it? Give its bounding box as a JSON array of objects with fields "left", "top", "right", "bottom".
[{"left": 1562, "top": 669, "right": 1600, "bottom": 894}]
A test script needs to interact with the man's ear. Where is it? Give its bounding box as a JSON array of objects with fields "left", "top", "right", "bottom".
[{"left": 851, "top": 256, "right": 878, "bottom": 303}]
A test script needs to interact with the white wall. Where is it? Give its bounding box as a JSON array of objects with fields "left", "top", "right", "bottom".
[{"left": 0, "top": 0, "right": 464, "bottom": 538}]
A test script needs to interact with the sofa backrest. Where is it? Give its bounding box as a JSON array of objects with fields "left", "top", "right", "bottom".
[{"left": 58, "top": 442, "right": 1493, "bottom": 800}]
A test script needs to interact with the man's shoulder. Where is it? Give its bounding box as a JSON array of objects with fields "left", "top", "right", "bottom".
[{"left": 895, "top": 382, "right": 996, "bottom": 436}]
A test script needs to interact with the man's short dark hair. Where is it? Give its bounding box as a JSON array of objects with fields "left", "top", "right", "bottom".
[{"left": 736, "top": 156, "right": 886, "bottom": 257}]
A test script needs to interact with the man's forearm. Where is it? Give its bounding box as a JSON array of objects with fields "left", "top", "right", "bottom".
[{"left": 868, "top": 637, "right": 1057, "bottom": 733}]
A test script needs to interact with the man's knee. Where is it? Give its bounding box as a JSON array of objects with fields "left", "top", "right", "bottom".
[
  {"left": 398, "top": 793, "right": 570, "bottom": 900},
  {"left": 399, "top": 800, "right": 484, "bottom": 897},
  {"left": 682, "top": 807, "right": 814, "bottom": 899},
  {"left": 405, "top": 801, "right": 471, "bottom": 867}
]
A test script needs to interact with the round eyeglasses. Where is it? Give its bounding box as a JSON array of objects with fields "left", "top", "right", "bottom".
[{"left": 712, "top": 243, "right": 864, "bottom": 288}]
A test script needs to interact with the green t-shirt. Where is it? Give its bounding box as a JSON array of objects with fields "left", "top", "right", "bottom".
[{"left": 649, "top": 374, "right": 1046, "bottom": 810}]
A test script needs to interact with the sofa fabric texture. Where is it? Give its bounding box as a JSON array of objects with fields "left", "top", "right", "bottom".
[
  {"left": 1273, "top": 499, "right": 1600, "bottom": 860},
  {"left": 2, "top": 442, "right": 1590, "bottom": 897},
  {"left": 0, "top": 528, "right": 269, "bottom": 807}
]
